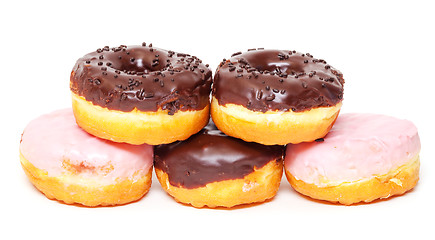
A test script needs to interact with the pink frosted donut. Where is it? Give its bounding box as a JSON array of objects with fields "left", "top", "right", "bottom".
[
  {"left": 285, "top": 113, "right": 420, "bottom": 205},
  {"left": 19, "top": 109, "right": 153, "bottom": 206}
]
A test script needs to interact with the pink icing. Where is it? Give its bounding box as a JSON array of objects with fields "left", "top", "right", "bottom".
[
  {"left": 285, "top": 113, "right": 420, "bottom": 186},
  {"left": 20, "top": 109, "right": 153, "bottom": 182}
]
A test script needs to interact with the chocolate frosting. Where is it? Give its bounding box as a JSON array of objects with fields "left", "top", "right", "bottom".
[
  {"left": 70, "top": 44, "right": 212, "bottom": 115},
  {"left": 154, "top": 121, "right": 284, "bottom": 189},
  {"left": 213, "top": 49, "right": 344, "bottom": 112}
]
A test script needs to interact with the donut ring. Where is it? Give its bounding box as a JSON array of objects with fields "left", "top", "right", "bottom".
[
  {"left": 212, "top": 49, "right": 344, "bottom": 145},
  {"left": 19, "top": 109, "right": 154, "bottom": 206},
  {"left": 70, "top": 44, "right": 212, "bottom": 145},
  {"left": 284, "top": 113, "right": 420, "bottom": 205},
  {"left": 154, "top": 121, "right": 284, "bottom": 208}
]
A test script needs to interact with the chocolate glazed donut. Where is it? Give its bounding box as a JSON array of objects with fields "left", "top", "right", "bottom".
[
  {"left": 211, "top": 49, "right": 345, "bottom": 145},
  {"left": 154, "top": 121, "right": 284, "bottom": 208},
  {"left": 71, "top": 43, "right": 212, "bottom": 115},
  {"left": 70, "top": 43, "right": 212, "bottom": 145}
]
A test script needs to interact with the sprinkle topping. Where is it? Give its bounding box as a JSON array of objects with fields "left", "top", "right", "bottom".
[
  {"left": 213, "top": 49, "right": 344, "bottom": 112},
  {"left": 70, "top": 44, "right": 212, "bottom": 114}
]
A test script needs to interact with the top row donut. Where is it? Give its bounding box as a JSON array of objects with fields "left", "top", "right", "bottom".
[{"left": 70, "top": 44, "right": 344, "bottom": 145}]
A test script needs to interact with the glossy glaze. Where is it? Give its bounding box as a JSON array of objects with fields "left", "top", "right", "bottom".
[
  {"left": 71, "top": 44, "right": 212, "bottom": 115},
  {"left": 154, "top": 121, "right": 284, "bottom": 188},
  {"left": 213, "top": 49, "right": 344, "bottom": 112}
]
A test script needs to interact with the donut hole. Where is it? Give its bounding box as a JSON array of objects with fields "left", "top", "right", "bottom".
[
  {"left": 250, "top": 62, "right": 304, "bottom": 76},
  {"left": 109, "top": 50, "right": 168, "bottom": 74},
  {"left": 261, "top": 62, "right": 292, "bottom": 73},
  {"left": 120, "top": 58, "right": 166, "bottom": 73},
  {"left": 243, "top": 51, "right": 305, "bottom": 75}
]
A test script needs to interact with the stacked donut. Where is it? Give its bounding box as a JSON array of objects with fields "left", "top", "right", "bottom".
[{"left": 19, "top": 44, "right": 421, "bottom": 208}]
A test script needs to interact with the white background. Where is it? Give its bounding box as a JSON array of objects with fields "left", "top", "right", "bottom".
[{"left": 1, "top": 0, "right": 434, "bottom": 239}]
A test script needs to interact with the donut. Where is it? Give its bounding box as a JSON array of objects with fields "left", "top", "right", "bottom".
[
  {"left": 154, "top": 121, "right": 284, "bottom": 208},
  {"left": 284, "top": 113, "right": 421, "bottom": 205},
  {"left": 19, "top": 109, "right": 153, "bottom": 206},
  {"left": 70, "top": 43, "right": 212, "bottom": 145},
  {"left": 211, "top": 49, "right": 344, "bottom": 145}
]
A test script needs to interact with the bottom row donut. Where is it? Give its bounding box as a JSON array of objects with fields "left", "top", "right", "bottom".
[{"left": 19, "top": 109, "right": 420, "bottom": 207}]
